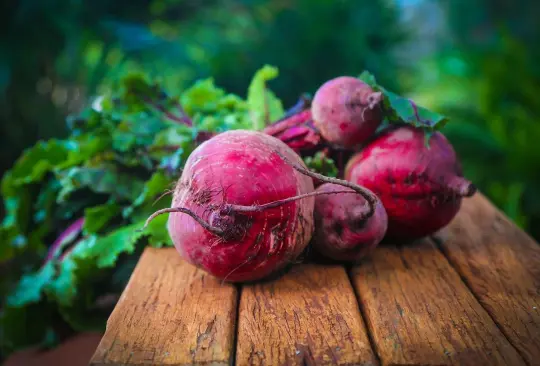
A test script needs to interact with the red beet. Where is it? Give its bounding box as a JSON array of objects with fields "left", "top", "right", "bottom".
[
  {"left": 143, "top": 130, "right": 380, "bottom": 282},
  {"left": 345, "top": 125, "right": 476, "bottom": 240},
  {"left": 311, "top": 76, "right": 384, "bottom": 149},
  {"left": 313, "top": 183, "right": 387, "bottom": 261},
  {"left": 155, "top": 130, "right": 316, "bottom": 282}
]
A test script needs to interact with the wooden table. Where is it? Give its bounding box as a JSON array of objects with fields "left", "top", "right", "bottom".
[{"left": 89, "top": 193, "right": 540, "bottom": 366}]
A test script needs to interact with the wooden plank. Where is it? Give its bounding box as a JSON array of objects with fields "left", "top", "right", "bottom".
[
  {"left": 236, "top": 264, "right": 377, "bottom": 366},
  {"left": 350, "top": 239, "right": 525, "bottom": 366},
  {"left": 436, "top": 193, "right": 540, "bottom": 365},
  {"left": 89, "top": 247, "right": 238, "bottom": 366}
]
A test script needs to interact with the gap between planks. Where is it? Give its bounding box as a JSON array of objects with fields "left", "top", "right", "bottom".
[
  {"left": 236, "top": 263, "right": 378, "bottom": 365},
  {"left": 349, "top": 238, "right": 526, "bottom": 366}
]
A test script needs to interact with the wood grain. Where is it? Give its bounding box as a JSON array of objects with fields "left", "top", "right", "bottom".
[
  {"left": 350, "top": 239, "right": 525, "bottom": 366},
  {"left": 236, "top": 264, "right": 377, "bottom": 366},
  {"left": 89, "top": 247, "right": 238, "bottom": 366},
  {"left": 436, "top": 193, "right": 540, "bottom": 365}
]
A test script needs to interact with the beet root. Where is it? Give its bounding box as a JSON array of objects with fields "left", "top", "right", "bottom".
[
  {"left": 312, "top": 183, "right": 388, "bottom": 261},
  {"left": 156, "top": 130, "right": 318, "bottom": 282},
  {"left": 311, "top": 76, "right": 384, "bottom": 149},
  {"left": 345, "top": 125, "right": 476, "bottom": 240}
]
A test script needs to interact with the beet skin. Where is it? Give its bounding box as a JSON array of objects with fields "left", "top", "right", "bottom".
[
  {"left": 167, "top": 130, "right": 315, "bottom": 282},
  {"left": 345, "top": 125, "right": 476, "bottom": 240},
  {"left": 313, "top": 183, "right": 387, "bottom": 261},
  {"left": 311, "top": 76, "right": 383, "bottom": 149}
]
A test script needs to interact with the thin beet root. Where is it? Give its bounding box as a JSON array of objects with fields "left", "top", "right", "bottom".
[{"left": 142, "top": 189, "right": 356, "bottom": 239}]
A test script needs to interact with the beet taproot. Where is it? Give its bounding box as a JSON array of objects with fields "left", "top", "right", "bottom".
[
  {"left": 162, "top": 130, "right": 316, "bottom": 282},
  {"left": 311, "top": 76, "right": 384, "bottom": 149},
  {"left": 312, "top": 183, "right": 387, "bottom": 261},
  {"left": 345, "top": 125, "right": 476, "bottom": 240}
]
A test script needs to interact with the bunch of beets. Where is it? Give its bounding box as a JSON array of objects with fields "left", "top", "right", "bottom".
[{"left": 144, "top": 76, "right": 477, "bottom": 282}]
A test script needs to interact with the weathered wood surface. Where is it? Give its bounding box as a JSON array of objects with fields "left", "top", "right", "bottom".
[
  {"left": 436, "top": 193, "right": 540, "bottom": 365},
  {"left": 90, "top": 193, "right": 540, "bottom": 366},
  {"left": 236, "top": 264, "right": 377, "bottom": 366},
  {"left": 89, "top": 247, "right": 238, "bottom": 366},
  {"left": 350, "top": 238, "right": 525, "bottom": 366}
]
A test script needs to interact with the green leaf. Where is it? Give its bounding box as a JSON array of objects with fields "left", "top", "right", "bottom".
[
  {"left": 132, "top": 171, "right": 172, "bottom": 207},
  {"left": 7, "top": 262, "right": 55, "bottom": 307},
  {"left": 181, "top": 78, "right": 226, "bottom": 115},
  {"left": 119, "top": 73, "right": 162, "bottom": 113},
  {"left": 1, "top": 173, "right": 36, "bottom": 260},
  {"left": 83, "top": 202, "right": 121, "bottom": 235},
  {"left": 60, "top": 134, "right": 111, "bottom": 169},
  {"left": 247, "top": 65, "right": 284, "bottom": 130},
  {"left": 358, "top": 70, "right": 377, "bottom": 87},
  {"left": 123, "top": 170, "right": 174, "bottom": 220},
  {"left": 8, "top": 140, "right": 68, "bottom": 186},
  {"left": 93, "top": 224, "right": 146, "bottom": 269},
  {"left": 384, "top": 89, "right": 449, "bottom": 130},
  {"left": 57, "top": 164, "right": 145, "bottom": 202},
  {"left": 46, "top": 240, "right": 89, "bottom": 306},
  {"left": 49, "top": 222, "right": 145, "bottom": 306},
  {"left": 303, "top": 152, "right": 338, "bottom": 178},
  {"left": 359, "top": 71, "right": 449, "bottom": 131},
  {"left": 34, "top": 180, "right": 60, "bottom": 224},
  {"left": 140, "top": 214, "right": 172, "bottom": 248},
  {"left": 112, "top": 113, "right": 167, "bottom": 152}
]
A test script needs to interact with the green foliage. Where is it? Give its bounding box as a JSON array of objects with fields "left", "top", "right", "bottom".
[
  {"left": 304, "top": 151, "right": 338, "bottom": 178},
  {"left": 0, "top": 66, "right": 279, "bottom": 356},
  {"left": 246, "top": 65, "right": 284, "bottom": 130}
]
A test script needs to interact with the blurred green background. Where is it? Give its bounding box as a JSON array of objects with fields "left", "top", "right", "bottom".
[
  {"left": 1, "top": 0, "right": 540, "bottom": 359},
  {"left": 1, "top": 0, "right": 539, "bottom": 236}
]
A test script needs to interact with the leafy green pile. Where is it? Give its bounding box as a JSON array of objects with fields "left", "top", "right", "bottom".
[
  {"left": 0, "top": 65, "right": 284, "bottom": 355},
  {"left": 0, "top": 66, "right": 448, "bottom": 356}
]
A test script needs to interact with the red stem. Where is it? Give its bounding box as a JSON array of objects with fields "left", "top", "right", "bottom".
[
  {"left": 140, "top": 95, "right": 193, "bottom": 126},
  {"left": 45, "top": 217, "right": 85, "bottom": 262},
  {"left": 263, "top": 110, "right": 312, "bottom": 136}
]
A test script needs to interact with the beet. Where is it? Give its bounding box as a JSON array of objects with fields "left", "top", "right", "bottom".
[
  {"left": 142, "top": 130, "right": 380, "bottom": 282},
  {"left": 156, "top": 130, "right": 316, "bottom": 282},
  {"left": 345, "top": 125, "right": 476, "bottom": 240},
  {"left": 311, "top": 76, "right": 384, "bottom": 149},
  {"left": 312, "top": 183, "right": 387, "bottom": 261}
]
